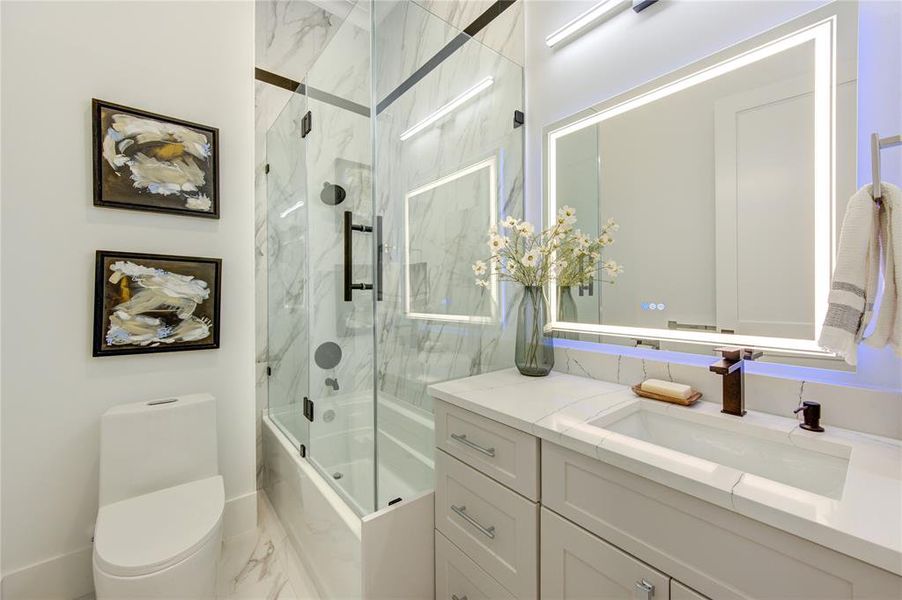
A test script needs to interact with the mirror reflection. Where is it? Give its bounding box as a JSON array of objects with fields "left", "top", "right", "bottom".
[
  {"left": 405, "top": 157, "right": 498, "bottom": 322},
  {"left": 549, "top": 19, "right": 856, "bottom": 354}
]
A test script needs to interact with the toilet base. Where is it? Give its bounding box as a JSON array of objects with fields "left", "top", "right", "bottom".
[{"left": 93, "top": 523, "right": 221, "bottom": 600}]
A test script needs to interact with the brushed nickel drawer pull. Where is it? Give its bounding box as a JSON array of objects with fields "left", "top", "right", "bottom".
[
  {"left": 450, "top": 433, "right": 495, "bottom": 457},
  {"left": 451, "top": 504, "right": 496, "bottom": 539},
  {"left": 451, "top": 595, "right": 468, "bottom": 600},
  {"left": 635, "top": 579, "right": 655, "bottom": 600}
]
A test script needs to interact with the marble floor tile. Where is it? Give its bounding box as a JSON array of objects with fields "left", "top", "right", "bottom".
[{"left": 218, "top": 493, "right": 320, "bottom": 600}]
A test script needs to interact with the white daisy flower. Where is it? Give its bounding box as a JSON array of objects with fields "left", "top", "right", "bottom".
[
  {"left": 516, "top": 221, "right": 535, "bottom": 236},
  {"left": 558, "top": 205, "right": 577, "bottom": 223},
  {"left": 475, "top": 278, "right": 490, "bottom": 288},
  {"left": 521, "top": 251, "right": 539, "bottom": 267},
  {"left": 472, "top": 260, "right": 487, "bottom": 276},
  {"left": 602, "top": 259, "right": 623, "bottom": 277},
  {"left": 502, "top": 216, "right": 519, "bottom": 229},
  {"left": 488, "top": 234, "right": 508, "bottom": 251},
  {"left": 604, "top": 217, "right": 620, "bottom": 232},
  {"left": 598, "top": 233, "right": 612, "bottom": 246}
]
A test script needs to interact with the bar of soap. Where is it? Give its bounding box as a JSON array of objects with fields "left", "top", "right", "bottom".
[{"left": 640, "top": 379, "right": 694, "bottom": 400}]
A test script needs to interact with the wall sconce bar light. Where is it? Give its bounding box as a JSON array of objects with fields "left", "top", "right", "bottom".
[
  {"left": 399, "top": 76, "right": 494, "bottom": 141},
  {"left": 545, "top": 0, "right": 658, "bottom": 48}
]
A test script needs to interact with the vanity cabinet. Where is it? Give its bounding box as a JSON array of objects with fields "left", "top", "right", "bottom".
[
  {"left": 434, "top": 398, "right": 902, "bottom": 600},
  {"left": 542, "top": 442, "right": 902, "bottom": 600}
]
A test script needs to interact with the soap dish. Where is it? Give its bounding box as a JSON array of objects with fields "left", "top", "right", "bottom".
[{"left": 631, "top": 384, "right": 702, "bottom": 406}]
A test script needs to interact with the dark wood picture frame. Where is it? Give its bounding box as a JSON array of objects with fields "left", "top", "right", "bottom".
[
  {"left": 92, "top": 99, "right": 220, "bottom": 219},
  {"left": 93, "top": 250, "right": 222, "bottom": 357}
]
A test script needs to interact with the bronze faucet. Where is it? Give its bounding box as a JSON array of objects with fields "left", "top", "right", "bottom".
[{"left": 709, "top": 347, "right": 762, "bottom": 416}]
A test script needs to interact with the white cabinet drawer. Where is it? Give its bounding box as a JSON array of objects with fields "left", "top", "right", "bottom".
[
  {"left": 435, "top": 450, "right": 538, "bottom": 599},
  {"left": 435, "top": 400, "right": 539, "bottom": 500},
  {"left": 541, "top": 508, "right": 670, "bottom": 600},
  {"left": 435, "top": 530, "right": 515, "bottom": 600},
  {"left": 671, "top": 581, "right": 709, "bottom": 600}
]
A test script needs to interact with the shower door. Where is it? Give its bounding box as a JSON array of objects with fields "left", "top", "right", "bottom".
[
  {"left": 266, "top": 0, "right": 524, "bottom": 517},
  {"left": 372, "top": 1, "right": 525, "bottom": 507},
  {"left": 266, "top": 89, "right": 311, "bottom": 453},
  {"left": 301, "top": 7, "right": 376, "bottom": 516}
]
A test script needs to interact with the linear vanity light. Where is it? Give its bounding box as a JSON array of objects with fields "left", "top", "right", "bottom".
[
  {"left": 399, "top": 76, "right": 494, "bottom": 141},
  {"left": 544, "top": 0, "right": 631, "bottom": 48},
  {"left": 546, "top": 17, "right": 836, "bottom": 355}
]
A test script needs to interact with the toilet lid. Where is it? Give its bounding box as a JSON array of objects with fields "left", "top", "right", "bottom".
[{"left": 94, "top": 475, "right": 224, "bottom": 577}]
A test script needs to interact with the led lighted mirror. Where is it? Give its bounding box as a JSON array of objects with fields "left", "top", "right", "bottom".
[
  {"left": 545, "top": 5, "right": 857, "bottom": 360},
  {"left": 405, "top": 157, "right": 498, "bottom": 323}
]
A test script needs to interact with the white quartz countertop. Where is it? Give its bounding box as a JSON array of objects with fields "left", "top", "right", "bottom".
[{"left": 428, "top": 368, "right": 902, "bottom": 576}]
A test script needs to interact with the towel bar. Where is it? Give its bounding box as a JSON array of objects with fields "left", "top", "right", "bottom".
[{"left": 871, "top": 132, "right": 901, "bottom": 202}]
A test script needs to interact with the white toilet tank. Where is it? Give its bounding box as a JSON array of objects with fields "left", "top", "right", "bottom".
[{"left": 99, "top": 393, "right": 218, "bottom": 506}]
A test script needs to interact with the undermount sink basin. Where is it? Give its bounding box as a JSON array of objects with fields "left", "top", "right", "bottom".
[{"left": 592, "top": 406, "right": 850, "bottom": 499}]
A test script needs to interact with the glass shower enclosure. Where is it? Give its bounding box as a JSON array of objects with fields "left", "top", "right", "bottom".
[{"left": 266, "top": 0, "right": 523, "bottom": 518}]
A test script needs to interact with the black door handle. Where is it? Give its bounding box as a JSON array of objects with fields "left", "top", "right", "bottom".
[{"left": 344, "top": 210, "right": 374, "bottom": 301}]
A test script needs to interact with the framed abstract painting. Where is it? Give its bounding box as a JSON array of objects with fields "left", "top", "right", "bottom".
[
  {"left": 93, "top": 250, "right": 222, "bottom": 357},
  {"left": 92, "top": 99, "right": 220, "bottom": 218}
]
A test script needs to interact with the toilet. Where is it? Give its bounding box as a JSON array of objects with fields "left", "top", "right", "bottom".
[{"left": 93, "top": 393, "right": 224, "bottom": 599}]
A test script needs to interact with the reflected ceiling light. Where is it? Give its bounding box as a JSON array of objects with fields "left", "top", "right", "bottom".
[
  {"left": 279, "top": 200, "right": 304, "bottom": 219},
  {"left": 399, "top": 76, "right": 494, "bottom": 141},
  {"left": 545, "top": 0, "right": 631, "bottom": 48}
]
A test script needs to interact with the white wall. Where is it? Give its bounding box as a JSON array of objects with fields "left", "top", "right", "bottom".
[
  {"left": 0, "top": 1, "right": 256, "bottom": 595},
  {"left": 525, "top": 0, "right": 902, "bottom": 392}
]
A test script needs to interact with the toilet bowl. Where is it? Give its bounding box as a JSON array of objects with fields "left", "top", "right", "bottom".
[{"left": 93, "top": 394, "right": 223, "bottom": 599}]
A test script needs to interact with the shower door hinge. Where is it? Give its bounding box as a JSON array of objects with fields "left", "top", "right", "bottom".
[
  {"left": 513, "top": 110, "right": 525, "bottom": 129},
  {"left": 299, "top": 444, "right": 306, "bottom": 458},
  {"left": 264, "top": 163, "right": 270, "bottom": 174},
  {"left": 266, "top": 366, "right": 272, "bottom": 376},
  {"left": 303, "top": 396, "right": 314, "bottom": 422},
  {"left": 301, "top": 111, "right": 312, "bottom": 138}
]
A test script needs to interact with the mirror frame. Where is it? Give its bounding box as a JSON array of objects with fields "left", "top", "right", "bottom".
[{"left": 543, "top": 3, "right": 857, "bottom": 357}]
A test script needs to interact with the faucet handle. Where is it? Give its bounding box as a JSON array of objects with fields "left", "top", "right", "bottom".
[{"left": 715, "top": 347, "right": 763, "bottom": 361}]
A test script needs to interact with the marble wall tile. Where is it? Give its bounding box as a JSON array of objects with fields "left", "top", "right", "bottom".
[
  {"left": 256, "top": 0, "right": 348, "bottom": 82},
  {"left": 553, "top": 344, "right": 902, "bottom": 440},
  {"left": 413, "top": 0, "right": 525, "bottom": 65}
]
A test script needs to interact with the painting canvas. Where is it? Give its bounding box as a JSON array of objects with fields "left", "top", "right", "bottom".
[
  {"left": 92, "top": 99, "right": 219, "bottom": 218},
  {"left": 93, "top": 251, "right": 221, "bottom": 356}
]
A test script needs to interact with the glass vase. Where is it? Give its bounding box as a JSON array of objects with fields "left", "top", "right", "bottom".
[
  {"left": 515, "top": 286, "right": 554, "bottom": 377},
  {"left": 557, "top": 286, "right": 579, "bottom": 341}
]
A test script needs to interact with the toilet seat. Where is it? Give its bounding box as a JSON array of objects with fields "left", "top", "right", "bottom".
[{"left": 94, "top": 475, "right": 224, "bottom": 577}]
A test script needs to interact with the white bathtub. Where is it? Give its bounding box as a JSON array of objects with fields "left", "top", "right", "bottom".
[{"left": 262, "top": 394, "right": 435, "bottom": 599}]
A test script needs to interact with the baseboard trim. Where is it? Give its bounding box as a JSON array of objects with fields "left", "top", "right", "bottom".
[
  {"left": 1, "top": 491, "right": 258, "bottom": 598},
  {"left": 1, "top": 547, "right": 94, "bottom": 600},
  {"left": 223, "top": 490, "right": 258, "bottom": 540}
]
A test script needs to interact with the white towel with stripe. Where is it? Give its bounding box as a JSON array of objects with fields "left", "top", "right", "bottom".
[
  {"left": 865, "top": 182, "right": 901, "bottom": 357},
  {"left": 818, "top": 184, "right": 881, "bottom": 365}
]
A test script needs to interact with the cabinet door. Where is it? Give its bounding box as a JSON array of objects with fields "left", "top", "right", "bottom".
[
  {"left": 671, "top": 581, "right": 709, "bottom": 600},
  {"left": 542, "top": 508, "right": 670, "bottom": 600}
]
